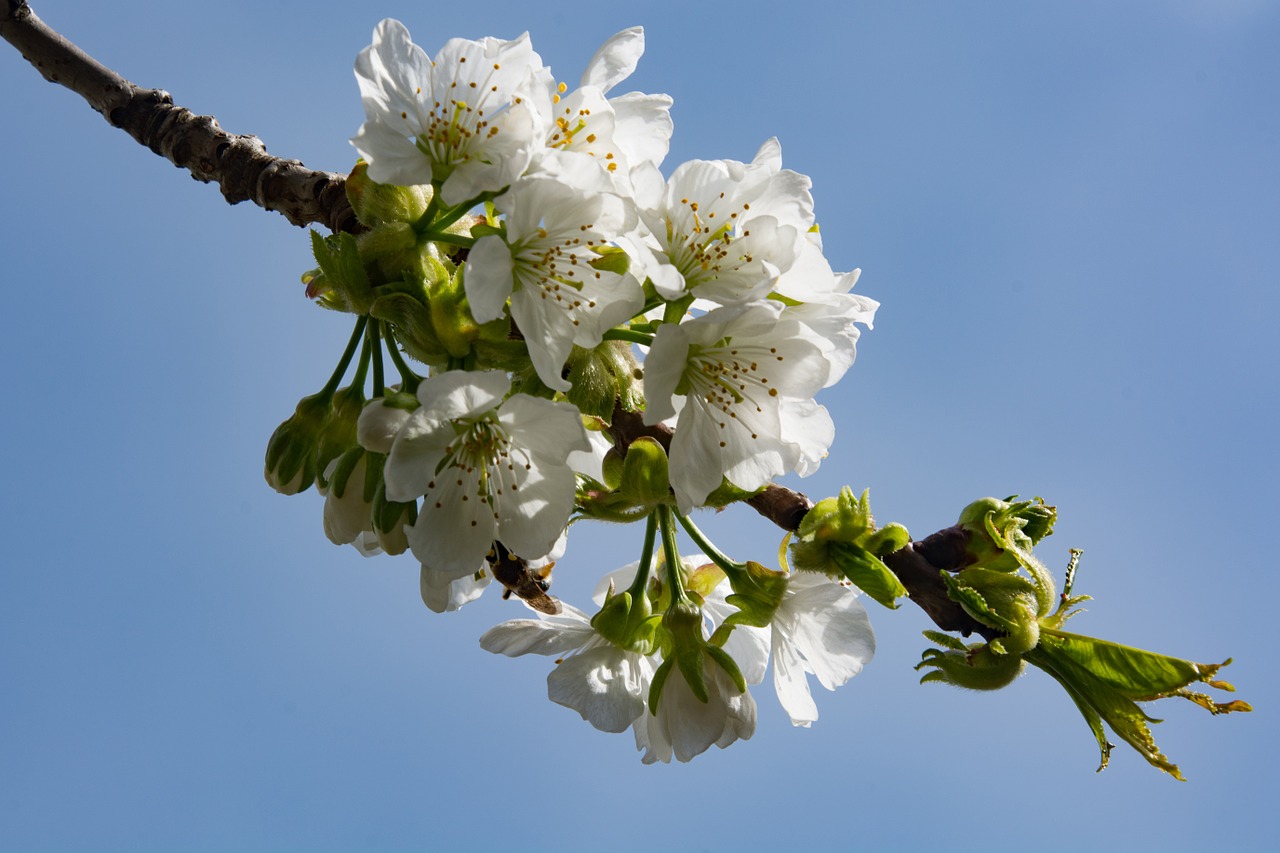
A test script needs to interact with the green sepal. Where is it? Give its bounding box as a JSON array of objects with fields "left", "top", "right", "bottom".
[
  {"left": 309, "top": 230, "right": 374, "bottom": 315},
  {"left": 648, "top": 657, "right": 674, "bottom": 714},
  {"left": 590, "top": 587, "right": 659, "bottom": 656},
  {"left": 328, "top": 446, "right": 365, "bottom": 500},
  {"left": 701, "top": 478, "right": 764, "bottom": 509},
  {"left": 706, "top": 644, "right": 747, "bottom": 694},
  {"left": 915, "top": 642, "right": 1026, "bottom": 691},
  {"left": 368, "top": 461, "right": 416, "bottom": 556},
  {"left": 665, "top": 602, "right": 709, "bottom": 703},
  {"left": 468, "top": 222, "right": 505, "bottom": 240},
  {"left": 369, "top": 292, "right": 449, "bottom": 365},
  {"left": 720, "top": 561, "right": 789, "bottom": 632}
]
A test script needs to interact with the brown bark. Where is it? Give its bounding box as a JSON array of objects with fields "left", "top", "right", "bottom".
[{"left": 1, "top": 1, "right": 358, "bottom": 233}]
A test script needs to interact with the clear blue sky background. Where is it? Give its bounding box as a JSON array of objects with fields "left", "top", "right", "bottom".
[{"left": 2, "top": 1, "right": 1275, "bottom": 850}]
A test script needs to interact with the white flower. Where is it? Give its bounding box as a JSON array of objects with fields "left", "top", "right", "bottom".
[
  {"left": 643, "top": 300, "right": 833, "bottom": 512},
  {"left": 528, "top": 28, "right": 674, "bottom": 193},
  {"left": 383, "top": 369, "right": 588, "bottom": 575},
  {"left": 481, "top": 602, "right": 655, "bottom": 733},
  {"left": 768, "top": 572, "right": 875, "bottom": 727},
  {"left": 465, "top": 166, "right": 644, "bottom": 391},
  {"left": 636, "top": 652, "right": 757, "bottom": 764},
  {"left": 351, "top": 19, "right": 543, "bottom": 204},
  {"left": 631, "top": 156, "right": 799, "bottom": 305}
]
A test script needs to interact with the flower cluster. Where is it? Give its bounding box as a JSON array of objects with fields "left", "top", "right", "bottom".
[
  {"left": 258, "top": 19, "right": 1249, "bottom": 774},
  {"left": 267, "top": 18, "right": 880, "bottom": 762}
]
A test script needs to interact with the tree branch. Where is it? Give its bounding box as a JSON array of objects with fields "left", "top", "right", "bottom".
[{"left": 1, "top": 0, "right": 358, "bottom": 233}]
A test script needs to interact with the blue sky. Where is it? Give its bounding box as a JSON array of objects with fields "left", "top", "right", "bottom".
[{"left": 1, "top": 1, "right": 1275, "bottom": 850}]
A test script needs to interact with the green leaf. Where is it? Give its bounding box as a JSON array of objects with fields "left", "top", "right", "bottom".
[
  {"left": 310, "top": 230, "right": 373, "bottom": 314},
  {"left": 1027, "top": 642, "right": 1184, "bottom": 780},
  {"left": 830, "top": 542, "right": 907, "bottom": 609},
  {"left": 1039, "top": 629, "right": 1205, "bottom": 700}
]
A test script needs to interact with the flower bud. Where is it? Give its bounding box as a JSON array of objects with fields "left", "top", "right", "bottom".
[
  {"left": 618, "top": 437, "right": 670, "bottom": 509},
  {"left": 314, "top": 384, "right": 366, "bottom": 491},
  {"left": 345, "top": 161, "right": 431, "bottom": 228},
  {"left": 957, "top": 495, "right": 1056, "bottom": 571},
  {"left": 789, "top": 487, "right": 909, "bottom": 609},
  {"left": 564, "top": 341, "right": 645, "bottom": 422},
  {"left": 322, "top": 450, "right": 375, "bottom": 546},
  {"left": 264, "top": 391, "right": 332, "bottom": 495}
]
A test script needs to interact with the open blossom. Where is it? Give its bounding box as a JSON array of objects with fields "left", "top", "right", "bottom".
[
  {"left": 465, "top": 164, "right": 644, "bottom": 391},
  {"left": 351, "top": 19, "right": 543, "bottom": 204},
  {"left": 635, "top": 651, "right": 757, "bottom": 764},
  {"left": 767, "top": 572, "right": 875, "bottom": 727},
  {"left": 643, "top": 300, "right": 833, "bottom": 512},
  {"left": 382, "top": 369, "right": 588, "bottom": 576},
  {"left": 480, "top": 602, "right": 655, "bottom": 733},
  {"left": 528, "top": 27, "right": 674, "bottom": 193},
  {"left": 697, "top": 566, "right": 877, "bottom": 728}
]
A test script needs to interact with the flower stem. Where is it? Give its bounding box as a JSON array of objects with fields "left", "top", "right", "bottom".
[
  {"left": 412, "top": 186, "right": 443, "bottom": 234},
  {"left": 350, "top": 322, "right": 372, "bottom": 390},
  {"left": 418, "top": 230, "right": 474, "bottom": 248},
  {"left": 657, "top": 505, "right": 691, "bottom": 607},
  {"left": 319, "top": 315, "right": 370, "bottom": 396},
  {"left": 369, "top": 320, "right": 385, "bottom": 397},
  {"left": 602, "top": 327, "right": 655, "bottom": 346},
  {"left": 628, "top": 512, "right": 659, "bottom": 601},
  {"left": 676, "top": 513, "right": 746, "bottom": 575},
  {"left": 382, "top": 321, "right": 422, "bottom": 394}
]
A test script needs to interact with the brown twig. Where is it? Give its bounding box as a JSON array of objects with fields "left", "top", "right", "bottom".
[{"left": 1, "top": 0, "right": 358, "bottom": 233}]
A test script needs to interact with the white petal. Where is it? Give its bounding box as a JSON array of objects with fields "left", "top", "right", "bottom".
[
  {"left": 579, "top": 28, "right": 644, "bottom": 93},
  {"left": 420, "top": 561, "right": 489, "bottom": 613},
  {"left": 772, "top": 632, "right": 820, "bottom": 727},
  {"left": 720, "top": 624, "right": 771, "bottom": 686},
  {"left": 548, "top": 646, "right": 648, "bottom": 733},
  {"left": 479, "top": 606, "right": 595, "bottom": 657},
  {"left": 464, "top": 236, "right": 516, "bottom": 324},
  {"left": 412, "top": 369, "right": 510, "bottom": 423},
  {"left": 350, "top": 117, "right": 434, "bottom": 187},
  {"left": 781, "top": 581, "right": 876, "bottom": 691},
  {"left": 406, "top": 469, "right": 498, "bottom": 576},
  {"left": 659, "top": 668, "right": 727, "bottom": 763},
  {"left": 357, "top": 399, "right": 413, "bottom": 454}
]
